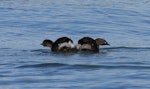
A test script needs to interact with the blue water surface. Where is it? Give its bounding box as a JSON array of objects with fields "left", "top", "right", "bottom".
[{"left": 0, "top": 0, "right": 150, "bottom": 89}]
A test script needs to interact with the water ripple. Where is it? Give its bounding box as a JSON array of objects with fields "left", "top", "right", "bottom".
[
  {"left": 16, "top": 63, "right": 67, "bottom": 68},
  {"left": 16, "top": 62, "right": 150, "bottom": 70},
  {"left": 103, "top": 46, "right": 150, "bottom": 50}
]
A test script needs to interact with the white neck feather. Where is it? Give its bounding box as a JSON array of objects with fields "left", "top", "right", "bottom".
[{"left": 58, "top": 41, "right": 75, "bottom": 49}]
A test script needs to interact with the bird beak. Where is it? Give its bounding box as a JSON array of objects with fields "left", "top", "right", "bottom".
[
  {"left": 41, "top": 43, "right": 43, "bottom": 46},
  {"left": 107, "top": 43, "right": 110, "bottom": 46},
  {"left": 105, "top": 42, "right": 110, "bottom": 46}
]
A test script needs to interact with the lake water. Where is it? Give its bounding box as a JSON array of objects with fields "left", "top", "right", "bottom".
[{"left": 0, "top": 0, "right": 150, "bottom": 89}]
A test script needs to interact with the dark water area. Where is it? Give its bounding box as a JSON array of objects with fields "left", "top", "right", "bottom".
[{"left": 0, "top": 0, "right": 150, "bottom": 89}]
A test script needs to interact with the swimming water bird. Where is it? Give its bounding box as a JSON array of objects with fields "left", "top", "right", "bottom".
[
  {"left": 76, "top": 37, "right": 109, "bottom": 52},
  {"left": 41, "top": 37, "right": 76, "bottom": 52}
]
